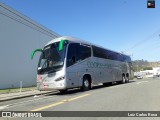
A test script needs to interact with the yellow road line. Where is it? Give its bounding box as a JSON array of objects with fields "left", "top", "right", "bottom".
[
  {"left": 67, "top": 94, "right": 90, "bottom": 101},
  {"left": 31, "top": 101, "right": 64, "bottom": 111},
  {"left": 31, "top": 94, "right": 90, "bottom": 111}
]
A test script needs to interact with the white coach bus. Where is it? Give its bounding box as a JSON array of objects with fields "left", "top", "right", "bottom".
[{"left": 31, "top": 36, "right": 133, "bottom": 93}]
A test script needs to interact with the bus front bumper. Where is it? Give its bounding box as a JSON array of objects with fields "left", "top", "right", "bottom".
[{"left": 37, "top": 82, "right": 66, "bottom": 91}]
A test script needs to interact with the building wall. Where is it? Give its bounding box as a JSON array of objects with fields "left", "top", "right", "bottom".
[{"left": 0, "top": 3, "right": 60, "bottom": 89}]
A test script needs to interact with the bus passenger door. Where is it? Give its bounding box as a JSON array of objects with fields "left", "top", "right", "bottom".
[{"left": 66, "top": 43, "right": 81, "bottom": 88}]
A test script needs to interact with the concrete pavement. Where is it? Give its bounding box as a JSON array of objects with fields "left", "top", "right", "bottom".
[
  {"left": 0, "top": 78, "right": 160, "bottom": 120},
  {"left": 0, "top": 90, "right": 54, "bottom": 102}
]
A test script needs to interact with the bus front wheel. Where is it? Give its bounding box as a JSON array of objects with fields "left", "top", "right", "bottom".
[{"left": 81, "top": 77, "right": 91, "bottom": 91}]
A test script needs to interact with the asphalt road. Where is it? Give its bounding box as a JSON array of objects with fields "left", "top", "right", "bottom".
[{"left": 0, "top": 77, "right": 160, "bottom": 120}]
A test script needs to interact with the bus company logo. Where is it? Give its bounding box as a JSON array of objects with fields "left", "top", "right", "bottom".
[
  {"left": 2, "top": 112, "right": 11, "bottom": 117},
  {"left": 87, "top": 61, "right": 112, "bottom": 69}
]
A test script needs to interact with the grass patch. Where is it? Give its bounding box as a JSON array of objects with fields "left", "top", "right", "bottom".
[{"left": 0, "top": 87, "right": 36, "bottom": 93}]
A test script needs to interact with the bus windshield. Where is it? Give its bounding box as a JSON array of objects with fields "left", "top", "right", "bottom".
[{"left": 38, "top": 41, "right": 67, "bottom": 74}]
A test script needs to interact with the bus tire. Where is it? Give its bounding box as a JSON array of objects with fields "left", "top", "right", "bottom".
[
  {"left": 81, "top": 77, "right": 91, "bottom": 91},
  {"left": 121, "top": 75, "right": 126, "bottom": 84},
  {"left": 125, "top": 76, "right": 129, "bottom": 83}
]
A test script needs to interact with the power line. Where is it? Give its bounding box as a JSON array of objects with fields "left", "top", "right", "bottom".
[{"left": 124, "top": 29, "right": 160, "bottom": 53}]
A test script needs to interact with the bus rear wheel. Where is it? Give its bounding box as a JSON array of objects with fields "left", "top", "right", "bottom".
[
  {"left": 121, "top": 75, "right": 126, "bottom": 84},
  {"left": 125, "top": 76, "right": 129, "bottom": 83},
  {"left": 81, "top": 77, "right": 91, "bottom": 91}
]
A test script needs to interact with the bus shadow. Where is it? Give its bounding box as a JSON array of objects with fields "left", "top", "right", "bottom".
[
  {"left": 129, "top": 80, "right": 136, "bottom": 83},
  {"left": 44, "top": 88, "right": 83, "bottom": 96},
  {"left": 44, "top": 80, "right": 136, "bottom": 96},
  {"left": 91, "top": 80, "right": 136, "bottom": 90}
]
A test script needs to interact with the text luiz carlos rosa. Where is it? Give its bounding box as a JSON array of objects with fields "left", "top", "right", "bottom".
[{"left": 128, "top": 112, "right": 157, "bottom": 117}]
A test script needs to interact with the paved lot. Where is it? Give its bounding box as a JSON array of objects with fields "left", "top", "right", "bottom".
[{"left": 0, "top": 77, "right": 160, "bottom": 120}]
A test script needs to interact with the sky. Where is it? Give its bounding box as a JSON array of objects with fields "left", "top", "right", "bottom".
[{"left": 0, "top": 0, "right": 160, "bottom": 61}]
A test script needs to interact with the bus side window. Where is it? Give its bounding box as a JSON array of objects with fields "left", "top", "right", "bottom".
[
  {"left": 80, "top": 45, "right": 91, "bottom": 60},
  {"left": 67, "top": 43, "right": 80, "bottom": 67},
  {"left": 71, "top": 56, "right": 76, "bottom": 63}
]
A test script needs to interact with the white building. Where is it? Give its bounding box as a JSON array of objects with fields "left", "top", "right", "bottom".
[
  {"left": 134, "top": 67, "right": 160, "bottom": 78},
  {"left": 152, "top": 67, "right": 160, "bottom": 76},
  {"left": 0, "top": 3, "right": 60, "bottom": 89}
]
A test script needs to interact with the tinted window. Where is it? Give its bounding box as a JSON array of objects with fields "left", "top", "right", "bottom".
[
  {"left": 93, "top": 46, "right": 107, "bottom": 59},
  {"left": 38, "top": 41, "right": 67, "bottom": 74},
  {"left": 124, "top": 56, "right": 131, "bottom": 62},
  {"left": 93, "top": 45, "right": 131, "bottom": 62},
  {"left": 67, "top": 43, "right": 92, "bottom": 67},
  {"left": 80, "top": 45, "right": 91, "bottom": 60},
  {"left": 108, "top": 51, "right": 117, "bottom": 60},
  {"left": 117, "top": 54, "right": 124, "bottom": 62},
  {"left": 67, "top": 43, "right": 79, "bottom": 67}
]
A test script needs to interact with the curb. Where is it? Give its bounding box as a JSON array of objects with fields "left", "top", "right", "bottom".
[{"left": 0, "top": 91, "right": 56, "bottom": 102}]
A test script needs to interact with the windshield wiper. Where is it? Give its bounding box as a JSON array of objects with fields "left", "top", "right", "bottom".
[
  {"left": 39, "top": 59, "right": 57, "bottom": 74},
  {"left": 47, "top": 69, "right": 56, "bottom": 74}
]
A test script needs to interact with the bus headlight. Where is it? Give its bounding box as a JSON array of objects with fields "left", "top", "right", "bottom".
[{"left": 55, "top": 76, "right": 65, "bottom": 81}]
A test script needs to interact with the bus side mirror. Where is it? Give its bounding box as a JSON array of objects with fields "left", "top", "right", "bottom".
[
  {"left": 59, "top": 39, "right": 68, "bottom": 51},
  {"left": 31, "top": 48, "right": 42, "bottom": 60}
]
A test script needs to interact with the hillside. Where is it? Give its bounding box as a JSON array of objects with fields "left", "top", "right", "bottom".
[{"left": 132, "top": 60, "right": 160, "bottom": 72}]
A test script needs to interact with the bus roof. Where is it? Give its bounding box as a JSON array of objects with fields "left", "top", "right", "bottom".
[
  {"left": 46, "top": 36, "right": 91, "bottom": 46},
  {"left": 45, "top": 36, "right": 130, "bottom": 57}
]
